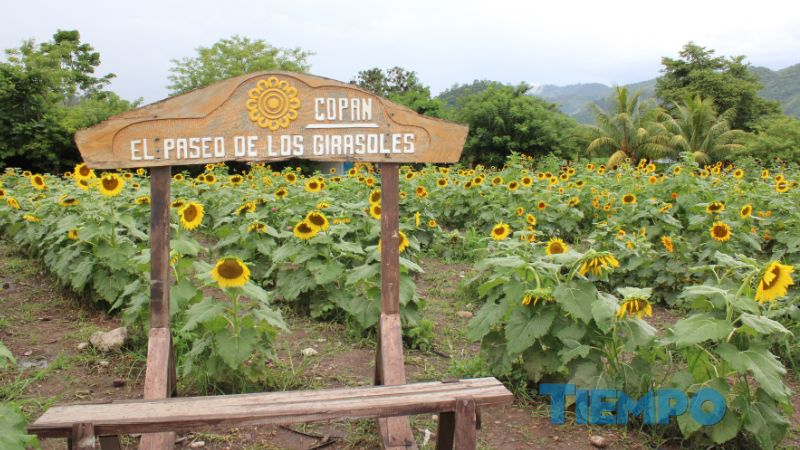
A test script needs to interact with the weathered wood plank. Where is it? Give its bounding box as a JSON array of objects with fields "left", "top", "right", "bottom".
[
  {"left": 380, "top": 163, "right": 401, "bottom": 316},
  {"left": 140, "top": 328, "right": 174, "bottom": 449},
  {"left": 453, "top": 398, "right": 477, "bottom": 450},
  {"left": 30, "top": 379, "right": 512, "bottom": 438},
  {"left": 149, "top": 166, "right": 170, "bottom": 329},
  {"left": 74, "top": 72, "right": 468, "bottom": 169}
]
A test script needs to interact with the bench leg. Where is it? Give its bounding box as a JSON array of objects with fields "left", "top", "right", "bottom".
[
  {"left": 435, "top": 411, "right": 455, "bottom": 450},
  {"left": 454, "top": 398, "right": 477, "bottom": 450}
]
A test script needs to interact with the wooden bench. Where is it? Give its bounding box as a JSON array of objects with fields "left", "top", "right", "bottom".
[{"left": 29, "top": 377, "right": 513, "bottom": 450}]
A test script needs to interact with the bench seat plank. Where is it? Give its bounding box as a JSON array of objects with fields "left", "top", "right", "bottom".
[{"left": 30, "top": 378, "right": 512, "bottom": 438}]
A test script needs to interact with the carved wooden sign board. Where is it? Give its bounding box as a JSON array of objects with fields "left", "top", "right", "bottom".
[{"left": 76, "top": 71, "right": 467, "bottom": 169}]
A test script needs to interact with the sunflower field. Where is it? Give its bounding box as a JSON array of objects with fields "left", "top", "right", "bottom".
[{"left": 0, "top": 151, "right": 798, "bottom": 448}]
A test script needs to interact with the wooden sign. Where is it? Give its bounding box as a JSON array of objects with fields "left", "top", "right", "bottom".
[{"left": 76, "top": 71, "right": 468, "bottom": 169}]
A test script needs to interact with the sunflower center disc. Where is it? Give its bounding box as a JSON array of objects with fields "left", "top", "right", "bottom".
[{"left": 219, "top": 259, "right": 244, "bottom": 279}]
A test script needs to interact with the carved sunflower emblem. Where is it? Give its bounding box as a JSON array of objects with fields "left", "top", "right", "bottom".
[{"left": 246, "top": 77, "right": 300, "bottom": 130}]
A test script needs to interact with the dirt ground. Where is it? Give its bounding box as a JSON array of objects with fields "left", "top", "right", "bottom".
[{"left": 1, "top": 244, "right": 797, "bottom": 449}]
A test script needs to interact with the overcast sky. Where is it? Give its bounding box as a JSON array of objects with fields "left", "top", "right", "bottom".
[{"left": 2, "top": 0, "right": 798, "bottom": 104}]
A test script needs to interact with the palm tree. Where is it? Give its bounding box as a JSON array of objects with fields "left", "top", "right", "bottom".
[
  {"left": 586, "top": 86, "right": 672, "bottom": 167},
  {"left": 657, "top": 95, "right": 746, "bottom": 164}
]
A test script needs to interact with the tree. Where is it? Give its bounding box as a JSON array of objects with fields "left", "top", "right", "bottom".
[
  {"left": 350, "top": 66, "right": 443, "bottom": 117},
  {"left": 586, "top": 86, "right": 671, "bottom": 167},
  {"left": 0, "top": 30, "right": 136, "bottom": 171},
  {"left": 656, "top": 42, "right": 780, "bottom": 130},
  {"left": 738, "top": 115, "right": 800, "bottom": 164},
  {"left": 168, "top": 36, "right": 313, "bottom": 95},
  {"left": 454, "top": 82, "right": 584, "bottom": 165},
  {"left": 658, "top": 95, "right": 746, "bottom": 164}
]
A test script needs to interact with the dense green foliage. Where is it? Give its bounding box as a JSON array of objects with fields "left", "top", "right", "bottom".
[
  {"left": 655, "top": 42, "right": 780, "bottom": 131},
  {"left": 452, "top": 83, "right": 586, "bottom": 165},
  {"left": 167, "top": 36, "right": 313, "bottom": 95},
  {"left": 739, "top": 115, "right": 800, "bottom": 164},
  {"left": 351, "top": 66, "right": 443, "bottom": 117},
  {"left": 0, "top": 30, "right": 137, "bottom": 172}
]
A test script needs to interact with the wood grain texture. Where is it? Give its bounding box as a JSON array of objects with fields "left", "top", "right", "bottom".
[
  {"left": 74, "top": 72, "right": 467, "bottom": 168},
  {"left": 149, "top": 167, "right": 170, "bottom": 329},
  {"left": 29, "top": 378, "right": 513, "bottom": 438},
  {"left": 453, "top": 398, "right": 477, "bottom": 450},
  {"left": 140, "top": 328, "right": 175, "bottom": 449},
  {"left": 71, "top": 423, "right": 99, "bottom": 450},
  {"left": 380, "top": 164, "right": 401, "bottom": 315}
]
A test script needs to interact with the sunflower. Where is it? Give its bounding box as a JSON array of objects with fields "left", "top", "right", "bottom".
[
  {"left": 293, "top": 220, "right": 319, "bottom": 240},
  {"left": 436, "top": 178, "right": 448, "bottom": 188},
  {"left": 416, "top": 186, "right": 428, "bottom": 198},
  {"left": 508, "top": 181, "right": 520, "bottom": 191},
  {"left": 31, "top": 174, "right": 47, "bottom": 190},
  {"left": 59, "top": 196, "right": 79, "bottom": 207},
  {"left": 648, "top": 176, "right": 658, "bottom": 185},
  {"left": 399, "top": 231, "right": 410, "bottom": 253},
  {"left": 136, "top": 168, "right": 145, "bottom": 176},
  {"left": 516, "top": 207, "right": 524, "bottom": 217},
  {"left": 491, "top": 222, "right": 511, "bottom": 241},
  {"left": 365, "top": 177, "right": 376, "bottom": 186},
  {"left": 710, "top": 221, "right": 732, "bottom": 242},
  {"left": 369, "top": 189, "right": 381, "bottom": 205},
  {"left": 203, "top": 174, "right": 217, "bottom": 185},
  {"left": 317, "top": 201, "right": 330, "bottom": 209},
  {"left": 173, "top": 173, "right": 185, "bottom": 182},
  {"left": 428, "top": 219, "right": 438, "bottom": 228},
  {"left": 171, "top": 199, "right": 186, "bottom": 209},
  {"left": 98, "top": 173, "right": 124, "bottom": 197},
  {"left": 230, "top": 174, "right": 244, "bottom": 185},
  {"left": 211, "top": 257, "right": 251, "bottom": 288},
  {"left": 369, "top": 203, "right": 382, "bottom": 220},
  {"left": 23, "top": 214, "right": 39, "bottom": 222},
  {"left": 6, "top": 197, "right": 20, "bottom": 209},
  {"left": 617, "top": 298, "right": 653, "bottom": 320},
  {"left": 472, "top": 176, "right": 484, "bottom": 185},
  {"left": 285, "top": 172, "right": 297, "bottom": 184},
  {"left": 0, "top": 188, "right": 5, "bottom": 198},
  {"left": 537, "top": 201, "right": 547, "bottom": 210},
  {"left": 775, "top": 181, "right": 790, "bottom": 193},
  {"left": 247, "top": 222, "right": 268, "bottom": 233},
  {"left": 67, "top": 229, "right": 79, "bottom": 240},
  {"left": 121, "top": 172, "right": 133, "bottom": 180},
  {"left": 755, "top": 261, "right": 794, "bottom": 303},
  {"left": 305, "top": 211, "right": 330, "bottom": 231},
  {"left": 134, "top": 195, "right": 150, "bottom": 205},
  {"left": 578, "top": 253, "right": 619, "bottom": 276},
  {"left": 672, "top": 166, "right": 682, "bottom": 176},
  {"left": 179, "top": 202, "right": 204, "bottom": 231},
  {"left": 706, "top": 202, "right": 725, "bottom": 214},
  {"left": 740, "top": 204, "right": 753, "bottom": 219},
  {"left": 305, "top": 179, "right": 322, "bottom": 193},
  {"left": 568, "top": 197, "right": 580, "bottom": 207},
  {"left": 348, "top": 168, "right": 358, "bottom": 177},
  {"left": 275, "top": 187, "right": 288, "bottom": 199},
  {"left": 733, "top": 169, "right": 744, "bottom": 179},
  {"left": 235, "top": 201, "right": 257, "bottom": 215},
  {"left": 74, "top": 163, "right": 94, "bottom": 180},
  {"left": 661, "top": 236, "right": 674, "bottom": 253},
  {"left": 405, "top": 172, "right": 416, "bottom": 180},
  {"left": 621, "top": 193, "right": 636, "bottom": 205},
  {"left": 491, "top": 176, "right": 503, "bottom": 186},
  {"left": 525, "top": 213, "right": 537, "bottom": 226},
  {"left": 545, "top": 238, "right": 567, "bottom": 255}
]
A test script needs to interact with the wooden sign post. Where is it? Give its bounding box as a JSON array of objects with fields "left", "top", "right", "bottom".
[{"left": 72, "top": 71, "right": 467, "bottom": 450}]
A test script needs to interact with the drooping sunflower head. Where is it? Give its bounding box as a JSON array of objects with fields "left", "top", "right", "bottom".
[
  {"left": 491, "top": 222, "right": 511, "bottom": 241},
  {"left": 399, "top": 231, "right": 410, "bottom": 253},
  {"left": 6, "top": 197, "right": 20, "bottom": 209},
  {"left": 179, "top": 202, "right": 204, "bottom": 231},
  {"left": 293, "top": 220, "right": 319, "bottom": 240},
  {"left": 247, "top": 222, "right": 268, "bottom": 234},
  {"left": 661, "top": 236, "right": 674, "bottom": 253},
  {"left": 23, "top": 214, "right": 39, "bottom": 222},
  {"left": 67, "top": 229, "right": 79, "bottom": 240},
  {"left": 305, "top": 211, "right": 330, "bottom": 231},
  {"left": 525, "top": 213, "right": 537, "bottom": 226},
  {"left": 578, "top": 252, "right": 619, "bottom": 277},
  {"left": 516, "top": 207, "right": 524, "bottom": 217},
  {"left": 59, "top": 196, "right": 79, "bottom": 207},
  {"left": 31, "top": 174, "right": 47, "bottom": 190},
  {"left": 755, "top": 261, "right": 794, "bottom": 303},
  {"left": 171, "top": 199, "right": 186, "bottom": 210},
  {"left": 545, "top": 238, "right": 567, "bottom": 256},
  {"left": 568, "top": 197, "right": 580, "bottom": 207},
  {"left": 211, "top": 257, "right": 251, "bottom": 289},
  {"left": 617, "top": 297, "right": 653, "bottom": 320},
  {"left": 236, "top": 201, "right": 257, "bottom": 215},
  {"left": 740, "top": 204, "right": 753, "bottom": 219},
  {"left": 710, "top": 221, "right": 732, "bottom": 242},
  {"left": 98, "top": 173, "right": 124, "bottom": 197},
  {"left": 706, "top": 201, "right": 725, "bottom": 214}
]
